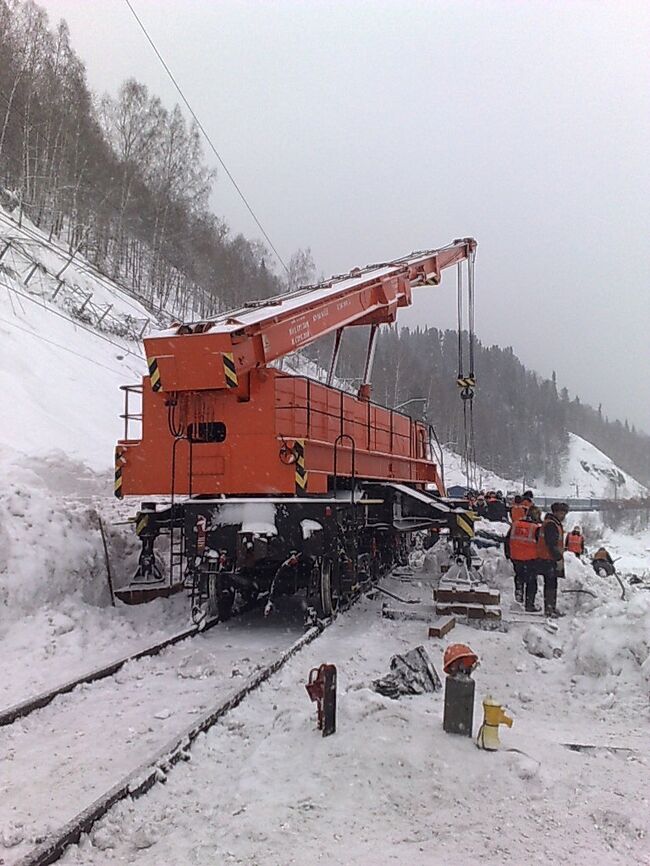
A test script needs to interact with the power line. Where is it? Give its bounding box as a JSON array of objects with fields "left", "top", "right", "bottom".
[{"left": 123, "top": 0, "right": 290, "bottom": 277}]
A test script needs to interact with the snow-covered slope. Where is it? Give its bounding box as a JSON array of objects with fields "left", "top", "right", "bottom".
[
  {"left": 443, "top": 432, "right": 647, "bottom": 500},
  {"left": 547, "top": 432, "right": 647, "bottom": 499},
  {"left": 0, "top": 208, "right": 149, "bottom": 470}
]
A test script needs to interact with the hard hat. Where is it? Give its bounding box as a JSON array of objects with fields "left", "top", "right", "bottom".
[{"left": 443, "top": 643, "right": 479, "bottom": 675}]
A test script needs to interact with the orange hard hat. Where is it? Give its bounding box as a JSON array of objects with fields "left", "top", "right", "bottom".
[{"left": 443, "top": 643, "right": 479, "bottom": 675}]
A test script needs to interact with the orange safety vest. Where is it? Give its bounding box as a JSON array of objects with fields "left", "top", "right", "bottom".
[
  {"left": 566, "top": 533, "right": 584, "bottom": 554},
  {"left": 537, "top": 515, "right": 564, "bottom": 560},
  {"left": 509, "top": 519, "right": 540, "bottom": 561},
  {"left": 511, "top": 504, "right": 527, "bottom": 522}
]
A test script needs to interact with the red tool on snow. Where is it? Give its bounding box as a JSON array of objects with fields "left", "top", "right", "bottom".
[{"left": 306, "top": 664, "right": 337, "bottom": 737}]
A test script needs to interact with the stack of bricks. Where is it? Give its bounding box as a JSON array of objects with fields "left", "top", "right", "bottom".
[{"left": 433, "top": 578, "right": 501, "bottom": 621}]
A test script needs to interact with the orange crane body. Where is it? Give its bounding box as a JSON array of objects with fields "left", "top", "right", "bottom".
[{"left": 116, "top": 239, "right": 476, "bottom": 501}]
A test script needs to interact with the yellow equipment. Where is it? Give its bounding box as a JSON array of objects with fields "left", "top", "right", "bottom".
[{"left": 476, "top": 696, "right": 513, "bottom": 750}]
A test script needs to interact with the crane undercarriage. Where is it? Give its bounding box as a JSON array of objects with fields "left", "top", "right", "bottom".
[{"left": 120, "top": 484, "right": 476, "bottom": 625}]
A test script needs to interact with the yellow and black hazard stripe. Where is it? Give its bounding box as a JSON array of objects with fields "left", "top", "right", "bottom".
[
  {"left": 455, "top": 512, "right": 475, "bottom": 538},
  {"left": 456, "top": 375, "right": 476, "bottom": 389},
  {"left": 294, "top": 439, "right": 308, "bottom": 493},
  {"left": 222, "top": 352, "right": 238, "bottom": 389},
  {"left": 147, "top": 356, "right": 161, "bottom": 392},
  {"left": 114, "top": 449, "right": 123, "bottom": 499}
]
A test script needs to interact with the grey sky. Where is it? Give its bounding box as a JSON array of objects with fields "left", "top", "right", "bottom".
[{"left": 41, "top": 0, "right": 650, "bottom": 433}]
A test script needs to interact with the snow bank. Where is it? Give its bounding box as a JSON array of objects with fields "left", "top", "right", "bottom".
[
  {"left": 568, "top": 592, "right": 650, "bottom": 689},
  {"left": 0, "top": 449, "right": 110, "bottom": 617}
]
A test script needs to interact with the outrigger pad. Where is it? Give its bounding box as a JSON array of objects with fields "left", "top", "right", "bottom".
[{"left": 372, "top": 646, "right": 442, "bottom": 699}]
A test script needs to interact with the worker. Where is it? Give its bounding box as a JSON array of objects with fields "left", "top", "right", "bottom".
[
  {"left": 476, "top": 492, "right": 487, "bottom": 518},
  {"left": 565, "top": 526, "right": 585, "bottom": 557},
  {"left": 592, "top": 546, "right": 615, "bottom": 576},
  {"left": 536, "top": 501, "right": 569, "bottom": 618},
  {"left": 486, "top": 491, "right": 509, "bottom": 523},
  {"left": 593, "top": 546, "right": 613, "bottom": 565},
  {"left": 522, "top": 490, "right": 534, "bottom": 512},
  {"left": 504, "top": 505, "right": 542, "bottom": 610},
  {"left": 510, "top": 495, "right": 526, "bottom": 522}
]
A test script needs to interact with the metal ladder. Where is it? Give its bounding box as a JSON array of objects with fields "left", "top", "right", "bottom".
[{"left": 169, "top": 435, "right": 194, "bottom": 589}]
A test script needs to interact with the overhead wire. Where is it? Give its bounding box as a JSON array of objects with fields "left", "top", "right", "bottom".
[
  {"left": 1, "top": 281, "right": 144, "bottom": 361},
  {"left": 122, "top": 0, "right": 290, "bottom": 277},
  {"left": 0, "top": 314, "right": 141, "bottom": 377}
]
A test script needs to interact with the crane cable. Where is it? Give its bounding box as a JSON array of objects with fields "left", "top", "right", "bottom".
[{"left": 456, "top": 251, "right": 477, "bottom": 489}]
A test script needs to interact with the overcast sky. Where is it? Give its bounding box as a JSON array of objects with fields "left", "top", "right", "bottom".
[{"left": 40, "top": 0, "right": 650, "bottom": 433}]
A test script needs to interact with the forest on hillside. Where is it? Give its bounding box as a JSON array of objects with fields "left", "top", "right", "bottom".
[
  {"left": 306, "top": 326, "right": 650, "bottom": 489},
  {"left": 0, "top": 0, "right": 314, "bottom": 318}
]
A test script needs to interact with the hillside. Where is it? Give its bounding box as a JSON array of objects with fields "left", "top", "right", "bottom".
[
  {"left": 0, "top": 207, "right": 148, "bottom": 469},
  {"left": 547, "top": 433, "right": 647, "bottom": 500}
]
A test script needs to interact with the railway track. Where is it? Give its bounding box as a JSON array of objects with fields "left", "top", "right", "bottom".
[
  {"left": 1, "top": 596, "right": 313, "bottom": 866},
  {"left": 0, "top": 614, "right": 225, "bottom": 729},
  {"left": 2, "top": 589, "right": 365, "bottom": 866},
  {"left": 15, "top": 621, "right": 328, "bottom": 866},
  {"left": 0, "top": 590, "right": 270, "bottom": 730}
]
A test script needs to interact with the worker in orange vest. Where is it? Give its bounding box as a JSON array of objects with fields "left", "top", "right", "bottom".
[
  {"left": 505, "top": 505, "right": 542, "bottom": 611},
  {"left": 565, "top": 526, "right": 585, "bottom": 557},
  {"left": 521, "top": 490, "right": 534, "bottom": 511},
  {"left": 536, "top": 502, "right": 568, "bottom": 618},
  {"left": 510, "top": 495, "right": 527, "bottom": 522}
]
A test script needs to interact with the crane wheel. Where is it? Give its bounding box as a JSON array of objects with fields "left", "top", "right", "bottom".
[
  {"left": 208, "top": 574, "right": 235, "bottom": 621},
  {"left": 315, "top": 556, "right": 339, "bottom": 618}
]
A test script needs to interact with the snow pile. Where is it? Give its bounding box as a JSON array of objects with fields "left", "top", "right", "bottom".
[
  {"left": 567, "top": 591, "right": 650, "bottom": 691},
  {"left": 0, "top": 448, "right": 110, "bottom": 617}
]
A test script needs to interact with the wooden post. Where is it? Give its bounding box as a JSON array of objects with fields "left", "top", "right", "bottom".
[{"left": 97, "top": 514, "right": 116, "bottom": 607}]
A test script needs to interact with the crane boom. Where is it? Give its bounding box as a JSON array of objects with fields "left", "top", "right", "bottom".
[{"left": 144, "top": 238, "right": 476, "bottom": 394}]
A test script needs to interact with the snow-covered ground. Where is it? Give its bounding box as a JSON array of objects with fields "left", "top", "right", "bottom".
[{"left": 52, "top": 546, "right": 650, "bottom": 866}]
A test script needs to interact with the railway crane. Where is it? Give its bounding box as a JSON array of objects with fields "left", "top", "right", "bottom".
[{"left": 115, "top": 238, "right": 478, "bottom": 621}]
